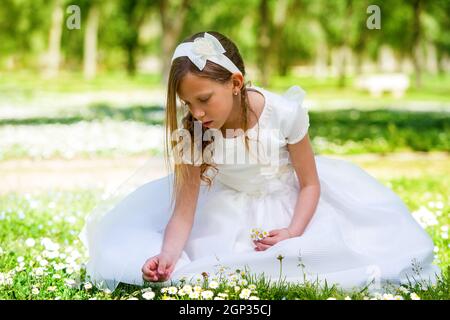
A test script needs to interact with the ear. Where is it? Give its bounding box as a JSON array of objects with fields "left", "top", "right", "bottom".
[{"left": 231, "top": 72, "right": 244, "bottom": 92}]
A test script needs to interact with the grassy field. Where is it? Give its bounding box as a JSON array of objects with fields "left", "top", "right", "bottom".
[
  {"left": 0, "top": 72, "right": 448, "bottom": 300},
  {"left": 0, "top": 154, "right": 448, "bottom": 300}
]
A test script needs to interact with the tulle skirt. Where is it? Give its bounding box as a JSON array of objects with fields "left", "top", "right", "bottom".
[{"left": 79, "top": 155, "right": 441, "bottom": 292}]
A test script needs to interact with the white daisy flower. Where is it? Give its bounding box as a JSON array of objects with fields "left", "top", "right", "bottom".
[
  {"left": 168, "top": 286, "right": 178, "bottom": 295},
  {"left": 193, "top": 285, "right": 202, "bottom": 293},
  {"left": 239, "top": 288, "right": 252, "bottom": 299},
  {"left": 39, "top": 259, "right": 49, "bottom": 267},
  {"left": 189, "top": 291, "right": 200, "bottom": 299},
  {"left": 182, "top": 284, "right": 193, "bottom": 293},
  {"left": 142, "top": 291, "right": 155, "bottom": 300},
  {"left": 250, "top": 228, "right": 269, "bottom": 241},
  {"left": 34, "top": 267, "right": 45, "bottom": 276},
  {"left": 65, "top": 279, "right": 77, "bottom": 288},
  {"left": 410, "top": 293, "right": 421, "bottom": 300},
  {"left": 25, "top": 238, "right": 36, "bottom": 247},
  {"left": 398, "top": 286, "right": 410, "bottom": 294},
  {"left": 201, "top": 290, "right": 214, "bottom": 300},
  {"left": 84, "top": 282, "right": 93, "bottom": 290}
]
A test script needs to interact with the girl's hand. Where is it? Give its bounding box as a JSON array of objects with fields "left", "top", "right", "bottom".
[
  {"left": 253, "top": 228, "right": 292, "bottom": 251},
  {"left": 141, "top": 253, "right": 177, "bottom": 282}
]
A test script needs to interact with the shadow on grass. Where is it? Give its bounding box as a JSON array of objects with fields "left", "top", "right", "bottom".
[{"left": 0, "top": 103, "right": 165, "bottom": 126}]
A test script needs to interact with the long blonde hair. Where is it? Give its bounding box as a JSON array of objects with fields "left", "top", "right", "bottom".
[{"left": 164, "top": 31, "right": 260, "bottom": 208}]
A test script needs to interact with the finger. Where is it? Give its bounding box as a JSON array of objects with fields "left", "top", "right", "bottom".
[
  {"left": 268, "top": 229, "right": 280, "bottom": 237},
  {"left": 255, "top": 241, "right": 271, "bottom": 251},
  {"left": 150, "top": 259, "right": 158, "bottom": 270},
  {"left": 142, "top": 259, "right": 157, "bottom": 273},
  {"left": 258, "top": 237, "right": 277, "bottom": 245},
  {"left": 142, "top": 259, "right": 157, "bottom": 275},
  {"left": 143, "top": 273, "right": 157, "bottom": 282},
  {"left": 166, "top": 264, "right": 175, "bottom": 276},
  {"left": 158, "top": 260, "right": 167, "bottom": 275},
  {"left": 160, "top": 264, "right": 170, "bottom": 278}
]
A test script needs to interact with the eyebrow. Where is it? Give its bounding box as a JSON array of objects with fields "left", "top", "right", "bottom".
[{"left": 179, "top": 91, "right": 212, "bottom": 104}]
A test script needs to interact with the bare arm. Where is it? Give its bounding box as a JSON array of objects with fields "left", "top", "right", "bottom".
[
  {"left": 160, "top": 164, "right": 201, "bottom": 260},
  {"left": 286, "top": 134, "right": 321, "bottom": 237}
]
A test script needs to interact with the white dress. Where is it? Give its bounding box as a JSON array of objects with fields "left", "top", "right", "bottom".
[{"left": 79, "top": 85, "right": 441, "bottom": 293}]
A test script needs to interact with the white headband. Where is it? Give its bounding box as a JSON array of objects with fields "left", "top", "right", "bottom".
[{"left": 171, "top": 32, "right": 242, "bottom": 75}]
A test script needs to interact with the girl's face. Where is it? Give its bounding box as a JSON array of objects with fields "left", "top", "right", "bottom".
[{"left": 178, "top": 72, "right": 240, "bottom": 130}]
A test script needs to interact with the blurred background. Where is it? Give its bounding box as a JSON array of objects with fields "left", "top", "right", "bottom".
[
  {"left": 0, "top": 0, "right": 449, "bottom": 299},
  {"left": 0, "top": 0, "right": 449, "bottom": 193}
]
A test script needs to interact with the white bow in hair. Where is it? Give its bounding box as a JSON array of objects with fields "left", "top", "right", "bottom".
[{"left": 171, "top": 32, "right": 242, "bottom": 75}]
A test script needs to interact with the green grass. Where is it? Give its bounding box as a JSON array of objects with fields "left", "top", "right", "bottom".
[
  {"left": 0, "top": 170, "right": 448, "bottom": 300},
  {"left": 269, "top": 72, "right": 450, "bottom": 104},
  {"left": 0, "top": 70, "right": 162, "bottom": 93},
  {"left": 1, "top": 71, "right": 449, "bottom": 103},
  {"left": 0, "top": 108, "right": 448, "bottom": 162}
]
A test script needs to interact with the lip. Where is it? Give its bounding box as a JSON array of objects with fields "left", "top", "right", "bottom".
[{"left": 202, "top": 120, "right": 214, "bottom": 127}]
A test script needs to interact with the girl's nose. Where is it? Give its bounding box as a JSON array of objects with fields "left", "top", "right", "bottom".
[{"left": 194, "top": 110, "right": 205, "bottom": 119}]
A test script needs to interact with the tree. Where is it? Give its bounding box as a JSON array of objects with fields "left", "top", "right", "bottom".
[
  {"left": 45, "top": 0, "right": 64, "bottom": 77},
  {"left": 158, "top": 0, "right": 192, "bottom": 85},
  {"left": 83, "top": 1, "right": 100, "bottom": 79}
]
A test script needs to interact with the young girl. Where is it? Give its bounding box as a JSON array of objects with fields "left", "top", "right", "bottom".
[{"left": 79, "top": 31, "right": 441, "bottom": 293}]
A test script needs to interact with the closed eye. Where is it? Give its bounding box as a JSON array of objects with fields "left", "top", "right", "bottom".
[{"left": 180, "top": 97, "right": 209, "bottom": 105}]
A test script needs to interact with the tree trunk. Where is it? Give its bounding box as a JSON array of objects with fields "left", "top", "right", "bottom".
[
  {"left": 257, "top": 0, "right": 271, "bottom": 87},
  {"left": 411, "top": 0, "right": 422, "bottom": 88},
  {"left": 126, "top": 44, "right": 137, "bottom": 76},
  {"left": 159, "top": 0, "right": 191, "bottom": 86},
  {"left": 314, "top": 41, "right": 328, "bottom": 79},
  {"left": 338, "top": 0, "right": 353, "bottom": 88},
  {"left": 45, "top": 0, "right": 63, "bottom": 77},
  {"left": 83, "top": 4, "right": 100, "bottom": 79},
  {"left": 272, "top": 0, "right": 289, "bottom": 77}
]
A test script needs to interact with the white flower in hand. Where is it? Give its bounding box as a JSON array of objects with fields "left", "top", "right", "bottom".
[
  {"left": 253, "top": 228, "right": 293, "bottom": 252},
  {"left": 250, "top": 228, "right": 269, "bottom": 241}
]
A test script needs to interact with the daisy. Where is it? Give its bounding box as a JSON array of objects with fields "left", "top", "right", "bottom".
[
  {"left": 25, "top": 238, "right": 36, "bottom": 247},
  {"left": 142, "top": 291, "right": 155, "bottom": 300},
  {"left": 239, "top": 288, "right": 252, "bottom": 299},
  {"left": 201, "top": 290, "right": 214, "bottom": 299}
]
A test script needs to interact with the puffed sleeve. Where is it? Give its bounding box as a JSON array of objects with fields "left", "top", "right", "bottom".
[{"left": 281, "top": 85, "right": 310, "bottom": 144}]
